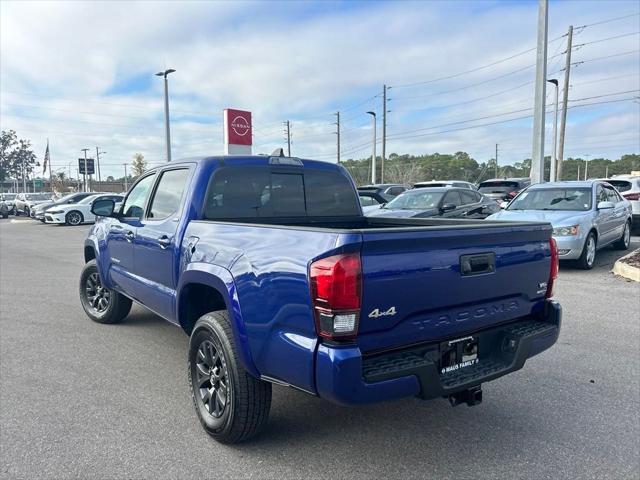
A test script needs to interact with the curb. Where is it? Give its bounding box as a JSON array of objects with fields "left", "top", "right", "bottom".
[{"left": 612, "top": 249, "right": 640, "bottom": 282}]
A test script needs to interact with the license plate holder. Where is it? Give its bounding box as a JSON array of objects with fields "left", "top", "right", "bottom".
[{"left": 439, "top": 335, "right": 479, "bottom": 375}]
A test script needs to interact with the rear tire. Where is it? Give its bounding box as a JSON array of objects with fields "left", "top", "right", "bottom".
[
  {"left": 188, "top": 311, "right": 271, "bottom": 444},
  {"left": 79, "top": 260, "right": 132, "bottom": 324},
  {"left": 576, "top": 232, "right": 597, "bottom": 270},
  {"left": 613, "top": 221, "right": 631, "bottom": 250}
]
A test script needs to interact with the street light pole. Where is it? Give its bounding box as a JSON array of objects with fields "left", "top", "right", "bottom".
[
  {"left": 96, "top": 147, "right": 106, "bottom": 186},
  {"left": 156, "top": 69, "right": 176, "bottom": 162},
  {"left": 366, "top": 111, "right": 377, "bottom": 184},
  {"left": 547, "top": 79, "right": 559, "bottom": 182}
]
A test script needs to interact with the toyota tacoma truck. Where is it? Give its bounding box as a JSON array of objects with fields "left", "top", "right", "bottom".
[{"left": 80, "top": 154, "right": 561, "bottom": 443}]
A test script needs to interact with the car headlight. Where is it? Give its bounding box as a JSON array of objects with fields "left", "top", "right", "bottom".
[
  {"left": 47, "top": 210, "right": 64, "bottom": 214},
  {"left": 553, "top": 225, "right": 579, "bottom": 236}
]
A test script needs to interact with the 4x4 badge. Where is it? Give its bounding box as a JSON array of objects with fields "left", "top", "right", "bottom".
[{"left": 368, "top": 307, "right": 397, "bottom": 318}]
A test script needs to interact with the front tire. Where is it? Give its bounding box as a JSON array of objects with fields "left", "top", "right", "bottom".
[
  {"left": 66, "top": 210, "right": 84, "bottom": 226},
  {"left": 188, "top": 311, "right": 271, "bottom": 444},
  {"left": 79, "top": 260, "right": 132, "bottom": 324},
  {"left": 576, "top": 232, "right": 597, "bottom": 270},
  {"left": 613, "top": 221, "right": 631, "bottom": 250}
]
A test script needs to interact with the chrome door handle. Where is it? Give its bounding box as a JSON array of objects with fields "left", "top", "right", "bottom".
[
  {"left": 157, "top": 235, "right": 172, "bottom": 249},
  {"left": 125, "top": 230, "right": 134, "bottom": 242}
]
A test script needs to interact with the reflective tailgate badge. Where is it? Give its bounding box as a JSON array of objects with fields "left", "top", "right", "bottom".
[{"left": 368, "top": 307, "right": 397, "bottom": 318}]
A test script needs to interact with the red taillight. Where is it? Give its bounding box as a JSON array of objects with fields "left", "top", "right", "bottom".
[
  {"left": 508, "top": 190, "right": 518, "bottom": 198},
  {"left": 309, "top": 253, "right": 362, "bottom": 340},
  {"left": 546, "top": 238, "right": 559, "bottom": 299},
  {"left": 622, "top": 192, "right": 640, "bottom": 201}
]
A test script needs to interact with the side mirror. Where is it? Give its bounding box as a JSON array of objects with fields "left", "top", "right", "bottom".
[
  {"left": 91, "top": 198, "right": 116, "bottom": 217},
  {"left": 441, "top": 203, "right": 457, "bottom": 212},
  {"left": 597, "top": 201, "right": 614, "bottom": 210}
]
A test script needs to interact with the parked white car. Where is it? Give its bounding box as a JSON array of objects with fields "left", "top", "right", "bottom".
[
  {"left": 598, "top": 175, "right": 640, "bottom": 229},
  {"left": 44, "top": 194, "right": 124, "bottom": 226}
]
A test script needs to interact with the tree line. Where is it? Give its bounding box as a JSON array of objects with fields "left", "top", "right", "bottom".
[{"left": 340, "top": 152, "right": 640, "bottom": 186}]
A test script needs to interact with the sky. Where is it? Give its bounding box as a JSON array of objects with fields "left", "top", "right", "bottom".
[{"left": 1, "top": 0, "right": 639, "bottom": 180}]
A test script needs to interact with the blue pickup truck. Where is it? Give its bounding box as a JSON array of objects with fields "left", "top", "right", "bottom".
[{"left": 80, "top": 154, "right": 561, "bottom": 443}]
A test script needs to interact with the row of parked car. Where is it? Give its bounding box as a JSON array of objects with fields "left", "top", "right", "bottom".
[
  {"left": 357, "top": 175, "right": 639, "bottom": 269},
  {"left": 0, "top": 191, "right": 123, "bottom": 225}
]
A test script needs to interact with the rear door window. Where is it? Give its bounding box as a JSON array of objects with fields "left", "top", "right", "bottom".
[
  {"left": 443, "top": 191, "right": 462, "bottom": 206},
  {"left": 460, "top": 190, "right": 479, "bottom": 205}
]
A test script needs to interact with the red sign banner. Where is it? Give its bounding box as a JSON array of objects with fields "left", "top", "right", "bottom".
[{"left": 224, "top": 109, "right": 252, "bottom": 146}]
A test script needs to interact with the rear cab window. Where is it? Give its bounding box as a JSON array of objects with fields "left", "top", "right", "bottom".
[{"left": 204, "top": 166, "right": 360, "bottom": 220}]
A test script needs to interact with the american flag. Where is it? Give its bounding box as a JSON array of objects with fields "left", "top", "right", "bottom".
[{"left": 42, "top": 140, "right": 50, "bottom": 174}]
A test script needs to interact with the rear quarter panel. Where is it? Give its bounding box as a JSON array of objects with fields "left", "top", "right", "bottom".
[{"left": 182, "top": 220, "right": 361, "bottom": 393}]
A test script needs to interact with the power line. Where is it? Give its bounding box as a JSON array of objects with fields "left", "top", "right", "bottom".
[
  {"left": 572, "top": 49, "right": 640, "bottom": 67},
  {"left": 390, "top": 33, "right": 567, "bottom": 89},
  {"left": 573, "top": 31, "right": 640, "bottom": 48},
  {"left": 576, "top": 12, "right": 640, "bottom": 29}
]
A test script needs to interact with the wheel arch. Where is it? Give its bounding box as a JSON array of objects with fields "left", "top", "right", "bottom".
[{"left": 177, "top": 265, "right": 259, "bottom": 378}]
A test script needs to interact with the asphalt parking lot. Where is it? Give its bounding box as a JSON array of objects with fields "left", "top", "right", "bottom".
[{"left": 1, "top": 217, "right": 639, "bottom": 479}]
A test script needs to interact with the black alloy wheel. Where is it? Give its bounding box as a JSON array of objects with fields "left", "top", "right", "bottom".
[
  {"left": 84, "top": 272, "right": 111, "bottom": 314},
  {"left": 194, "top": 339, "right": 230, "bottom": 419}
]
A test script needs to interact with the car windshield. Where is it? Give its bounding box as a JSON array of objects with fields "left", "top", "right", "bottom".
[
  {"left": 55, "top": 193, "right": 78, "bottom": 203},
  {"left": 78, "top": 195, "right": 99, "bottom": 205},
  {"left": 25, "top": 193, "right": 52, "bottom": 201},
  {"left": 507, "top": 188, "right": 592, "bottom": 211},
  {"left": 2, "top": 194, "right": 17, "bottom": 201},
  {"left": 478, "top": 181, "right": 519, "bottom": 194},
  {"left": 383, "top": 190, "right": 444, "bottom": 210}
]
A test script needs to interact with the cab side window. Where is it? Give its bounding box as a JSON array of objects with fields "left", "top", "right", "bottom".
[
  {"left": 148, "top": 169, "right": 190, "bottom": 219},
  {"left": 121, "top": 174, "right": 156, "bottom": 219}
]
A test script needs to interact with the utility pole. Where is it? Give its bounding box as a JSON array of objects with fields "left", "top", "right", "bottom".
[
  {"left": 530, "top": 0, "right": 548, "bottom": 184},
  {"left": 495, "top": 143, "right": 499, "bottom": 178},
  {"left": 334, "top": 112, "right": 341, "bottom": 164},
  {"left": 284, "top": 120, "right": 291, "bottom": 156},
  {"left": 95, "top": 147, "right": 105, "bottom": 186},
  {"left": 556, "top": 25, "right": 573, "bottom": 181},
  {"left": 81, "top": 148, "right": 90, "bottom": 192},
  {"left": 547, "top": 79, "right": 559, "bottom": 182},
  {"left": 22, "top": 159, "right": 26, "bottom": 193},
  {"left": 123, "top": 164, "right": 129, "bottom": 191},
  {"left": 382, "top": 84, "right": 387, "bottom": 183},
  {"left": 584, "top": 154, "right": 590, "bottom": 180},
  {"left": 155, "top": 69, "right": 176, "bottom": 162},
  {"left": 577, "top": 164, "right": 580, "bottom": 181},
  {"left": 366, "top": 111, "right": 377, "bottom": 184}
]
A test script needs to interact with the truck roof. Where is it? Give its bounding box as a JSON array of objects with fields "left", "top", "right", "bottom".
[{"left": 159, "top": 155, "right": 340, "bottom": 172}]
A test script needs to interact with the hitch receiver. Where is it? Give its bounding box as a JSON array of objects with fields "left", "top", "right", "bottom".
[{"left": 448, "top": 385, "right": 483, "bottom": 407}]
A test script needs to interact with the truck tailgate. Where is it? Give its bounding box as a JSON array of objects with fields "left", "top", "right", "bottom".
[{"left": 357, "top": 223, "right": 552, "bottom": 353}]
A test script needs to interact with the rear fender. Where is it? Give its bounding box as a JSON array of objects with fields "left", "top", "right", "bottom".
[{"left": 177, "top": 263, "right": 259, "bottom": 378}]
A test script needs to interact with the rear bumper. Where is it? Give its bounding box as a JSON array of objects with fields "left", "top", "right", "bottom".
[{"left": 315, "top": 300, "right": 561, "bottom": 405}]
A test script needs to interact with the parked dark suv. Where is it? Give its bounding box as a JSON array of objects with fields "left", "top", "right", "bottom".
[{"left": 478, "top": 178, "right": 531, "bottom": 204}]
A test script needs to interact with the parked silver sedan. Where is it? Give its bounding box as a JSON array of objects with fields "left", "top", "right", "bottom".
[{"left": 487, "top": 180, "right": 632, "bottom": 269}]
